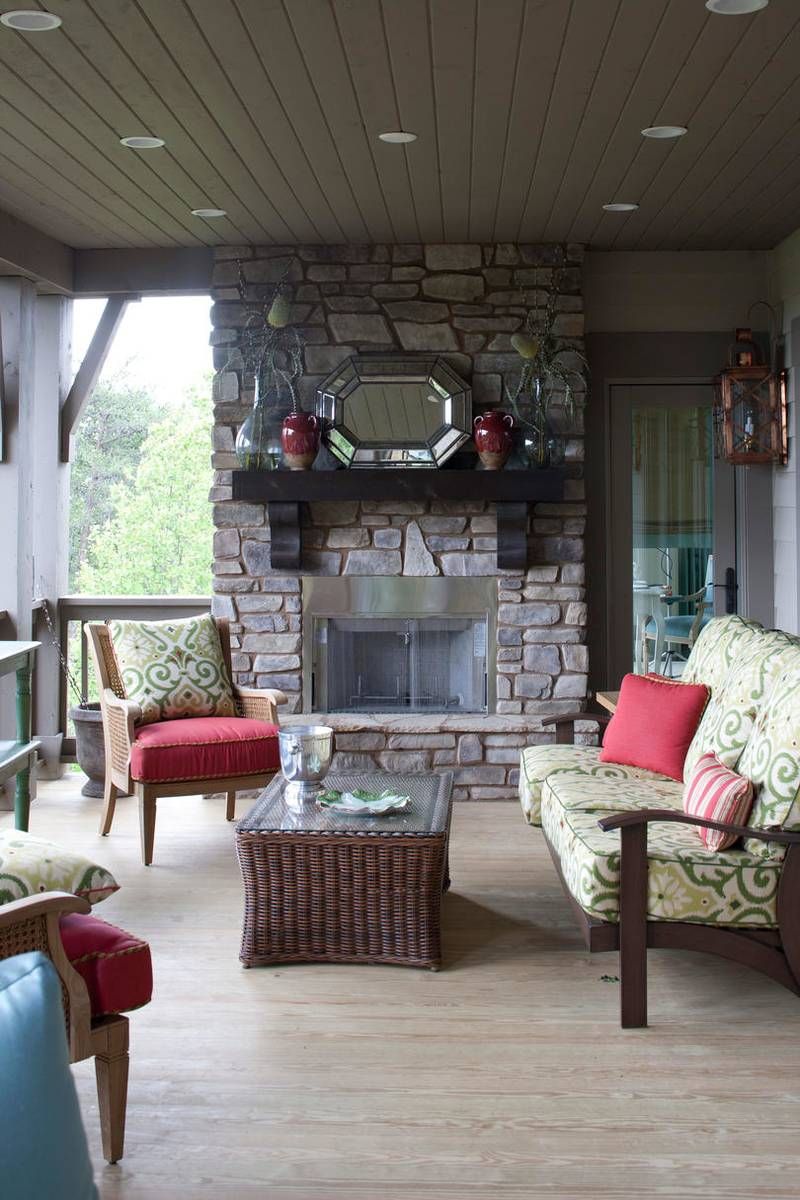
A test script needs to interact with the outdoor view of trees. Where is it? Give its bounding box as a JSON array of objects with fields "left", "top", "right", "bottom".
[{"left": 69, "top": 368, "right": 214, "bottom": 596}]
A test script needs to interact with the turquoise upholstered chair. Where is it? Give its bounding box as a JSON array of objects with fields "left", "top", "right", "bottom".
[{"left": 0, "top": 951, "right": 97, "bottom": 1200}]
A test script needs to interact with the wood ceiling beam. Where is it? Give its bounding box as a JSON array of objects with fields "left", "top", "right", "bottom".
[
  {"left": 0, "top": 207, "right": 74, "bottom": 294},
  {"left": 59, "top": 294, "right": 138, "bottom": 462},
  {"left": 72, "top": 247, "right": 213, "bottom": 296}
]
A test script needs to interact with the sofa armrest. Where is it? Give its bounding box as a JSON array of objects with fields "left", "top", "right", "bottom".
[
  {"left": 234, "top": 686, "right": 287, "bottom": 724},
  {"left": 540, "top": 710, "right": 611, "bottom": 745},
  {"left": 598, "top": 808, "right": 800, "bottom": 847},
  {"left": 0, "top": 892, "right": 93, "bottom": 1060}
]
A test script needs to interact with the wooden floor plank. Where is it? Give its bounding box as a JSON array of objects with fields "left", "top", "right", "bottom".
[{"left": 8, "top": 775, "right": 800, "bottom": 1199}]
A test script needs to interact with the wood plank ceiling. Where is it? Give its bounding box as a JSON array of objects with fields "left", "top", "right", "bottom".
[{"left": 0, "top": 0, "right": 799, "bottom": 251}]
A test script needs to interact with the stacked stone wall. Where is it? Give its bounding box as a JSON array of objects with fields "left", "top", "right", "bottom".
[{"left": 210, "top": 242, "right": 588, "bottom": 798}]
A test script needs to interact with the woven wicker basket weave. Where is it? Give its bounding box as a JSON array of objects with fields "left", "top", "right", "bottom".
[
  {"left": 235, "top": 772, "right": 453, "bottom": 970},
  {"left": 0, "top": 913, "right": 71, "bottom": 1031}
]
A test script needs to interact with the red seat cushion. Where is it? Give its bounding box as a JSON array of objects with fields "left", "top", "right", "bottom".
[
  {"left": 599, "top": 672, "right": 709, "bottom": 782},
  {"left": 59, "top": 913, "right": 153, "bottom": 1018},
  {"left": 129, "top": 716, "right": 280, "bottom": 783}
]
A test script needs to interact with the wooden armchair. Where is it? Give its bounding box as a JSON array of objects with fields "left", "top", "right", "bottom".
[
  {"left": 86, "top": 618, "right": 286, "bottom": 865},
  {"left": 0, "top": 891, "right": 132, "bottom": 1163}
]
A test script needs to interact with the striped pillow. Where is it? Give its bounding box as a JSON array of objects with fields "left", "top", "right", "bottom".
[{"left": 683, "top": 752, "right": 754, "bottom": 851}]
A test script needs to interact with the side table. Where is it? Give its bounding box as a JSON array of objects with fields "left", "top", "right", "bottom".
[{"left": 0, "top": 641, "right": 40, "bottom": 830}]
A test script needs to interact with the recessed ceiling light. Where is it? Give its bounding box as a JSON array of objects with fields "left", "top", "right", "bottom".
[
  {"left": 191, "top": 208, "right": 227, "bottom": 218},
  {"left": 705, "top": 0, "right": 768, "bottom": 13},
  {"left": 641, "top": 125, "right": 688, "bottom": 139},
  {"left": 602, "top": 202, "right": 639, "bottom": 213},
  {"left": 378, "top": 131, "right": 417, "bottom": 144},
  {"left": 0, "top": 10, "right": 62, "bottom": 30},
  {"left": 120, "top": 135, "right": 165, "bottom": 149}
]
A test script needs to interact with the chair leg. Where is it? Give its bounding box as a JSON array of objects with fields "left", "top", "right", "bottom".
[
  {"left": 226, "top": 790, "right": 236, "bottom": 821},
  {"left": 619, "top": 824, "right": 648, "bottom": 1029},
  {"left": 99, "top": 778, "right": 119, "bottom": 836},
  {"left": 93, "top": 1016, "right": 129, "bottom": 1164},
  {"left": 138, "top": 787, "right": 157, "bottom": 866}
]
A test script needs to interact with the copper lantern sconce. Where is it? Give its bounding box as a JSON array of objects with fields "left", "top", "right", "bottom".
[{"left": 714, "top": 321, "right": 788, "bottom": 466}]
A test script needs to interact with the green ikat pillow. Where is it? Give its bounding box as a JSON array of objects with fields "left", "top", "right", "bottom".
[
  {"left": 0, "top": 831, "right": 118, "bottom": 906},
  {"left": 108, "top": 613, "right": 235, "bottom": 725}
]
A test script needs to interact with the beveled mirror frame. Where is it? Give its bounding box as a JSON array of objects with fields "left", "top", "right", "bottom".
[{"left": 316, "top": 354, "right": 472, "bottom": 468}]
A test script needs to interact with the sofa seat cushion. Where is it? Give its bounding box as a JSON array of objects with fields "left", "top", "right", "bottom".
[
  {"left": 59, "top": 913, "right": 153, "bottom": 1018},
  {"left": 520, "top": 744, "right": 675, "bottom": 825},
  {"left": 130, "top": 715, "right": 280, "bottom": 783},
  {"left": 540, "top": 772, "right": 781, "bottom": 928}
]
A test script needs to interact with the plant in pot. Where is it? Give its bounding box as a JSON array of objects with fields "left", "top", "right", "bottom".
[
  {"left": 506, "top": 268, "right": 588, "bottom": 469},
  {"left": 41, "top": 601, "right": 105, "bottom": 798}
]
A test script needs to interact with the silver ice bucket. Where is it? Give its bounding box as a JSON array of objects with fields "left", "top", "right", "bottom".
[{"left": 278, "top": 725, "right": 334, "bottom": 808}]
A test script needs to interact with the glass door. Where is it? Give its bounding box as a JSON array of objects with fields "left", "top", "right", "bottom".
[{"left": 608, "top": 384, "right": 736, "bottom": 681}]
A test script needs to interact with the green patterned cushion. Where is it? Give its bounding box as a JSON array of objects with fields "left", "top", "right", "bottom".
[
  {"left": 740, "top": 658, "right": 800, "bottom": 856},
  {"left": 682, "top": 629, "right": 800, "bottom": 781},
  {"left": 540, "top": 772, "right": 781, "bottom": 927},
  {"left": 108, "top": 614, "right": 236, "bottom": 726},
  {"left": 0, "top": 831, "right": 118, "bottom": 906},
  {"left": 682, "top": 614, "right": 763, "bottom": 691},
  {"left": 519, "top": 744, "right": 675, "bottom": 825}
]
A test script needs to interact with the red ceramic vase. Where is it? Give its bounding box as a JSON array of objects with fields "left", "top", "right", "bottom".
[
  {"left": 281, "top": 411, "right": 320, "bottom": 471},
  {"left": 473, "top": 411, "right": 514, "bottom": 470}
]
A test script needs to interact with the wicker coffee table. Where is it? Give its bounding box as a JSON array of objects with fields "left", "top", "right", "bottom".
[{"left": 235, "top": 771, "right": 453, "bottom": 970}]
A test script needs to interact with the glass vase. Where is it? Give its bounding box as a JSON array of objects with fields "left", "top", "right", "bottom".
[
  {"left": 514, "top": 377, "right": 570, "bottom": 469},
  {"left": 235, "top": 374, "right": 284, "bottom": 470}
]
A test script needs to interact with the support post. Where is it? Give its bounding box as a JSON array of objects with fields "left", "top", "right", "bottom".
[{"left": 60, "top": 294, "right": 136, "bottom": 462}]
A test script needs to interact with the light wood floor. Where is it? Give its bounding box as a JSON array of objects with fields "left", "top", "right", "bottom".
[{"left": 9, "top": 773, "right": 800, "bottom": 1199}]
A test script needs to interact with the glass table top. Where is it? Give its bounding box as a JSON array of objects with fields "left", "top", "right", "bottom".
[{"left": 237, "top": 772, "right": 453, "bottom": 836}]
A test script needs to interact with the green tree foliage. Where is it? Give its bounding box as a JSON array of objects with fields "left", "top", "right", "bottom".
[
  {"left": 76, "top": 390, "right": 214, "bottom": 597},
  {"left": 69, "top": 371, "right": 157, "bottom": 587}
]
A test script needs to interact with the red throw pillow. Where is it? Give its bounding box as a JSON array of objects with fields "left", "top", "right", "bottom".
[
  {"left": 683, "top": 752, "right": 754, "bottom": 851},
  {"left": 599, "top": 673, "right": 709, "bottom": 781}
]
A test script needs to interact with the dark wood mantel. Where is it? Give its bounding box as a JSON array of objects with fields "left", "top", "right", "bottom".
[{"left": 231, "top": 468, "right": 565, "bottom": 571}]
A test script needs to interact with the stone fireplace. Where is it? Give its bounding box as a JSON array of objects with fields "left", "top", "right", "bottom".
[{"left": 210, "top": 241, "right": 587, "bottom": 800}]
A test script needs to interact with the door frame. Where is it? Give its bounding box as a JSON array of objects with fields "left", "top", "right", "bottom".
[
  {"left": 585, "top": 333, "right": 775, "bottom": 692},
  {"left": 605, "top": 379, "right": 735, "bottom": 684}
]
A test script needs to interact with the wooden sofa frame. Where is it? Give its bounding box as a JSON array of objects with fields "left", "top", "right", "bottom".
[
  {"left": 85, "top": 619, "right": 286, "bottom": 865},
  {"left": 0, "top": 891, "right": 131, "bottom": 1162},
  {"left": 541, "top": 713, "right": 800, "bottom": 1028}
]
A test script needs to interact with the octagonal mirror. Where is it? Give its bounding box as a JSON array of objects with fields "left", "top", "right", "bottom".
[{"left": 316, "top": 354, "right": 472, "bottom": 468}]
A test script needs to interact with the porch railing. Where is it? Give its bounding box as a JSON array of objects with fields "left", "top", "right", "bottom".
[{"left": 33, "top": 596, "right": 211, "bottom": 756}]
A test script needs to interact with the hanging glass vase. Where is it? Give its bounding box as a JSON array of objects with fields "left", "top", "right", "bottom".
[
  {"left": 513, "top": 375, "right": 572, "bottom": 469},
  {"left": 235, "top": 371, "right": 284, "bottom": 470}
]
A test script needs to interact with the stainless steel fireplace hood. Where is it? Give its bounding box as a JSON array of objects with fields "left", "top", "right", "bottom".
[{"left": 302, "top": 576, "right": 497, "bottom": 714}]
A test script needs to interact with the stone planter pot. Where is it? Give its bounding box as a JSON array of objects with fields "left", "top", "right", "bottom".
[
  {"left": 35, "top": 733, "right": 64, "bottom": 781},
  {"left": 70, "top": 703, "right": 105, "bottom": 798}
]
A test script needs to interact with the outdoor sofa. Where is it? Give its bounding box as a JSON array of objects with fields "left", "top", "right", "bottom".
[{"left": 519, "top": 615, "right": 800, "bottom": 1026}]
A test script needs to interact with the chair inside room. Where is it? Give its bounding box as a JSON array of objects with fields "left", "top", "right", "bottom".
[
  {"left": 642, "top": 555, "right": 714, "bottom": 676},
  {"left": 85, "top": 619, "right": 285, "bottom": 866}
]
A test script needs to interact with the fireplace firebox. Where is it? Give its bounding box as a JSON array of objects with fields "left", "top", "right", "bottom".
[{"left": 303, "top": 577, "right": 497, "bottom": 715}]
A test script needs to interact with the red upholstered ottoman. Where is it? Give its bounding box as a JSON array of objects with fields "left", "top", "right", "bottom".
[
  {"left": 129, "top": 716, "right": 281, "bottom": 783},
  {"left": 59, "top": 913, "right": 153, "bottom": 1018}
]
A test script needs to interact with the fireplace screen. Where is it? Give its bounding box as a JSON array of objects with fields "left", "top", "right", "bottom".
[{"left": 303, "top": 577, "right": 496, "bottom": 715}]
